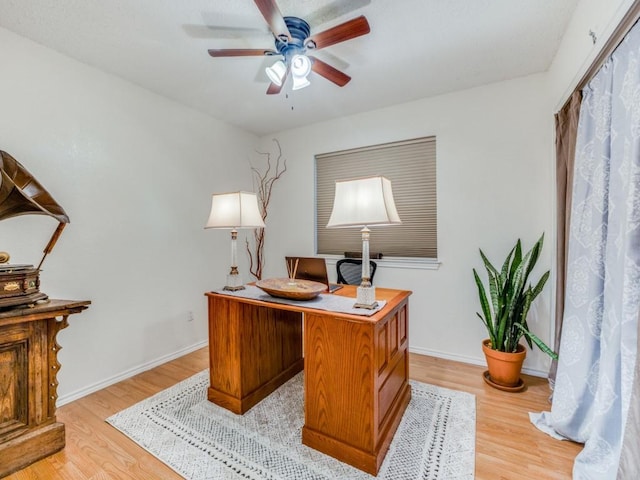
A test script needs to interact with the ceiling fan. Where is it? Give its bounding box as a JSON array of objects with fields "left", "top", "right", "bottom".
[{"left": 207, "top": 0, "right": 370, "bottom": 95}]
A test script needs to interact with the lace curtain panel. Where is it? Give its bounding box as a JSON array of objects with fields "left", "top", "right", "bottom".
[{"left": 546, "top": 19, "right": 640, "bottom": 479}]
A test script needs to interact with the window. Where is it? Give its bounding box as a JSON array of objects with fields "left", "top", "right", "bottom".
[{"left": 315, "top": 137, "right": 437, "bottom": 259}]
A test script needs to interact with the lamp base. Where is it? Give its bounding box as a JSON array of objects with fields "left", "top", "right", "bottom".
[
  {"left": 354, "top": 285, "right": 378, "bottom": 309},
  {"left": 224, "top": 272, "right": 245, "bottom": 291}
]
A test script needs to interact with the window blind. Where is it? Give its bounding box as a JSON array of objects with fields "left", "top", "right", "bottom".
[{"left": 316, "top": 137, "right": 437, "bottom": 258}]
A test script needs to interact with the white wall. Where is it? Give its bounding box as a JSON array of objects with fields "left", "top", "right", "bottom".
[
  {"left": 0, "top": 27, "right": 257, "bottom": 403},
  {"left": 1, "top": 0, "right": 633, "bottom": 401},
  {"left": 258, "top": 73, "right": 556, "bottom": 375},
  {"left": 548, "top": 0, "right": 636, "bottom": 107}
]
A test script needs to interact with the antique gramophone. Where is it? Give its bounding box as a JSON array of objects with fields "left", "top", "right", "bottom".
[{"left": 0, "top": 150, "right": 69, "bottom": 308}]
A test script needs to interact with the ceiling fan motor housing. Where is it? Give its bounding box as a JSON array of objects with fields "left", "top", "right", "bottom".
[{"left": 275, "top": 17, "right": 312, "bottom": 61}]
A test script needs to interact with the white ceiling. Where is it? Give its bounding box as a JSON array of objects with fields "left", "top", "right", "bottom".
[{"left": 0, "top": 0, "right": 579, "bottom": 136}]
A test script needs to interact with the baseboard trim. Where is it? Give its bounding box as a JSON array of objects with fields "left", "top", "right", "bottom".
[
  {"left": 57, "top": 340, "right": 208, "bottom": 406},
  {"left": 59, "top": 341, "right": 547, "bottom": 406},
  {"left": 408, "top": 345, "right": 548, "bottom": 378}
]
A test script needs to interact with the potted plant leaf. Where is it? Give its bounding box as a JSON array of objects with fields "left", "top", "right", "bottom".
[{"left": 473, "top": 233, "right": 558, "bottom": 391}]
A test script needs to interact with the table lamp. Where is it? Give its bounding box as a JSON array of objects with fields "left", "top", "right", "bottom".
[
  {"left": 205, "top": 191, "right": 265, "bottom": 291},
  {"left": 326, "top": 176, "right": 401, "bottom": 308}
]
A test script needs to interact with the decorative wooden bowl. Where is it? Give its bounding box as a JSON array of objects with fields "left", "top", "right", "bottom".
[{"left": 255, "top": 278, "right": 326, "bottom": 300}]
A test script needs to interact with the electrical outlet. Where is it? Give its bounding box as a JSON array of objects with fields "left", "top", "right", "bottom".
[{"left": 187, "top": 311, "right": 194, "bottom": 322}]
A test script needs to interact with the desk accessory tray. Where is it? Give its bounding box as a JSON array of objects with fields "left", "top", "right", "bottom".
[{"left": 256, "top": 278, "right": 326, "bottom": 300}]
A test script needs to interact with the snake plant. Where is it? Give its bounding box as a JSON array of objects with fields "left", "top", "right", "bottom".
[{"left": 473, "top": 234, "right": 558, "bottom": 359}]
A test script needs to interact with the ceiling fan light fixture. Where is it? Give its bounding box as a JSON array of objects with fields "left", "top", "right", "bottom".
[
  {"left": 291, "top": 54, "right": 311, "bottom": 90},
  {"left": 265, "top": 60, "right": 287, "bottom": 86},
  {"left": 292, "top": 75, "right": 311, "bottom": 90},
  {"left": 291, "top": 54, "right": 311, "bottom": 77}
]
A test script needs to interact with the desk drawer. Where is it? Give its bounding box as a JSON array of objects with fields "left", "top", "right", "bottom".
[
  {"left": 376, "top": 304, "right": 408, "bottom": 375},
  {"left": 378, "top": 351, "right": 407, "bottom": 428}
]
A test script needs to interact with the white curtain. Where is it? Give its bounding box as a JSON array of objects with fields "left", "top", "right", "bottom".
[{"left": 550, "top": 20, "right": 640, "bottom": 479}]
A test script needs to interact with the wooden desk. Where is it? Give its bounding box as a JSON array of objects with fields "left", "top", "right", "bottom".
[
  {"left": 0, "top": 299, "right": 90, "bottom": 477},
  {"left": 205, "top": 286, "right": 411, "bottom": 475}
]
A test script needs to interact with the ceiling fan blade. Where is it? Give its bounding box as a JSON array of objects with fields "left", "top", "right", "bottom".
[
  {"left": 307, "top": 15, "right": 370, "bottom": 50},
  {"left": 208, "top": 49, "right": 275, "bottom": 57},
  {"left": 183, "top": 24, "right": 268, "bottom": 39},
  {"left": 254, "top": 0, "right": 291, "bottom": 39},
  {"left": 266, "top": 82, "right": 283, "bottom": 95},
  {"left": 309, "top": 56, "right": 351, "bottom": 86}
]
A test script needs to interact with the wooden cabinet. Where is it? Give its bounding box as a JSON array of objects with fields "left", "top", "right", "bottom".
[
  {"left": 0, "top": 300, "right": 90, "bottom": 477},
  {"left": 302, "top": 296, "right": 410, "bottom": 474},
  {"left": 205, "top": 286, "right": 411, "bottom": 475},
  {"left": 207, "top": 295, "right": 304, "bottom": 414}
]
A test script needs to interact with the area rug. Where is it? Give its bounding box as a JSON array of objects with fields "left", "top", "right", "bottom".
[{"left": 106, "top": 371, "right": 475, "bottom": 479}]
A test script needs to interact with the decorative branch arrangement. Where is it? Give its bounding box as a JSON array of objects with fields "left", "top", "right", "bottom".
[{"left": 246, "top": 138, "right": 287, "bottom": 280}]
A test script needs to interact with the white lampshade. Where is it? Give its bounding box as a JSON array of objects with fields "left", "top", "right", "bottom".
[
  {"left": 326, "top": 176, "right": 401, "bottom": 228},
  {"left": 265, "top": 60, "right": 286, "bottom": 86},
  {"left": 205, "top": 191, "right": 265, "bottom": 229}
]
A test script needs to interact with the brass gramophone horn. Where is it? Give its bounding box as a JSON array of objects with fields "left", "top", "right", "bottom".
[
  {"left": 0, "top": 150, "right": 69, "bottom": 223},
  {"left": 0, "top": 150, "right": 70, "bottom": 269}
]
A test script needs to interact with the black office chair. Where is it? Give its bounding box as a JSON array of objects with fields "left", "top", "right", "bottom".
[{"left": 336, "top": 258, "right": 378, "bottom": 285}]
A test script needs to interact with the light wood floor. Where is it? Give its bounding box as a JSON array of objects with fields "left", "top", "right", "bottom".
[{"left": 6, "top": 348, "right": 582, "bottom": 479}]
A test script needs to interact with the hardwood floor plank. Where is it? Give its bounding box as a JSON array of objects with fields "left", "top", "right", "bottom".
[{"left": 4, "top": 348, "right": 581, "bottom": 479}]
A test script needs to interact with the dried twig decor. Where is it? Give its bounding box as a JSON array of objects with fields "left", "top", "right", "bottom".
[{"left": 246, "top": 138, "right": 287, "bottom": 280}]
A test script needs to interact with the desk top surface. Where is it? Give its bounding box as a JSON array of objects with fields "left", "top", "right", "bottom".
[{"left": 206, "top": 285, "right": 411, "bottom": 322}]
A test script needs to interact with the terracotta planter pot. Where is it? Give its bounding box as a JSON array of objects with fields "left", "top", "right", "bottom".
[{"left": 482, "top": 339, "right": 526, "bottom": 387}]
